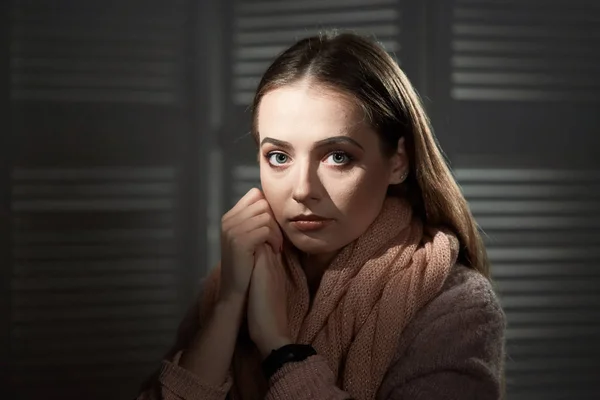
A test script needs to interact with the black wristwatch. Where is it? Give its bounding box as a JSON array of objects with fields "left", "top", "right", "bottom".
[{"left": 261, "top": 344, "right": 317, "bottom": 380}]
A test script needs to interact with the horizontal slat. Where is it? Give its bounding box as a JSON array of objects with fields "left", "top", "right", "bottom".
[
  {"left": 235, "top": 25, "right": 398, "bottom": 45},
  {"left": 506, "top": 358, "right": 600, "bottom": 372},
  {"left": 492, "top": 263, "right": 600, "bottom": 278},
  {"left": 452, "top": 88, "right": 598, "bottom": 102},
  {"left": 494, "top": 278, "right": 599, "bottom": 294},
  {"left": 12, "top": 199, "right": 175, "bottom": 211},
  {"left": 10, "top": 366, "right": 157, "bottom": 385},
  {"left": 506, "top": 310, "right": 600, "bottom": 325},
  {"left": 507, "top": 339, "right": 600, "bottom": 357},
  {"left": 483, "top": 231, "right": 600, "bottom": 246},
  {"left": 505, "top": 371, "right": 600, "bottom": 387},
  {"left": 461, "top": 184, "right": 600, "bottom": 198},
  {"left": 236, "top": 9, "right": 399, "bottom": 29},
  {"left": 12, "top": 243, "right": 175, "bottom": 259},
  {"left": 452, "top": 55, "right": 599, "bottom": 71},
  {"left": 487, "top": 247, "right": 600, "bottom": 262},
  {"left": 455, "top": 168, "right": 600, "bottom": 182},
  {"left": 236, "top": 0, "right": 397, "bottom": 14},
  {"left": 476, "top": 216, "right": 598, "bottom": 229},
  {"left": 14, "top": 349, "right": 164, "bottom": 367},
  {"left": 13, "top": 258, "right": 177, "bottom": 275},
  {"left": 12, "top": 288, "right": 178, "bottom": 307},
  {"left": 13, "top": 228, "right": 175, "bottom": 243},
  {"left": 12, "top": 74, "right": 174, "bottom": 90},
  {"left": 501, "top": 295, "right": 600, "bottom": 309},
  {"left": 470, "top": 199, "right": 599, "bottom": 213},
  {"left": 506, "top": 326, "right": 600, "bottom": 339},
  {"left": 13, "top": 334, "right": 175, "bottom": 355},
  {"left": 12, "top": 211, "right": 174, "bottom": 229},
  {"left": 11, "top": 273, "right": 178, "bottom": 290},
  {"left": 10, "top": 383, "right": 150, "bottom": 400},
  {"left": 505, "top": 391, "right": 599, "bottom": 400},
  {"left": 12, "top": 166, "right": 177, "bottom": 180},
  {"left": 453, "top": 26, "right": 600, "bottom": 40},
  {"left": 12, "top": 317, "right": 181, "bottom": 339},
  {"left": 11, "top": 42, "right": 178, "bottom": 59},
  {"left": 13, "top": 304, "right": 180, "bottom": 323}
]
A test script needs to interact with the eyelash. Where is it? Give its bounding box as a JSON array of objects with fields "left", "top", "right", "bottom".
[{"left": 265, "top": 150, "right": 355, "bottom": 168}]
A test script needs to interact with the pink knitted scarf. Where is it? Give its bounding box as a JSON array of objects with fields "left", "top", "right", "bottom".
[{"left": 200, "top": 197, "right": 459, "bottom": 400}]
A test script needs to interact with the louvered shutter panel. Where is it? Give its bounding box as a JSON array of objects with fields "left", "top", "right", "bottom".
[
  {"left": 5, "top": 1, "right": 206, "bottom": 399},
  {"left": 457, "top": 168, "right": 600, "bottom": 399},
  {"left": 224, "top": 0, "right": 403, "bottom": 207},
  {"left": 430, "top": 1, "right": 600, "bottom": 398}
]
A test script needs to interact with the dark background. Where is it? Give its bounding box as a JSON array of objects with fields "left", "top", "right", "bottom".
[{"left": 1, "top": 0, "right": 599, "bottom": 399}]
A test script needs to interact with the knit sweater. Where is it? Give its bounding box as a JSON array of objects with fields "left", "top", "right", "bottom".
[{"left": 137, "top": 263, "right": 506, "bottom": 400}]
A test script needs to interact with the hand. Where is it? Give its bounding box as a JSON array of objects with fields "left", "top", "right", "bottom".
[
  {"left": 219, "top": 188, "right": 284, "bottom": 304},
  {"left": 248, "top": 244, "right": 292, "bottom": 359}
]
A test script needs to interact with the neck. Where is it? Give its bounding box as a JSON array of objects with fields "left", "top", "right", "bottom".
[{"left": 300, "top": 250, "right": 339, "bottom": 299}]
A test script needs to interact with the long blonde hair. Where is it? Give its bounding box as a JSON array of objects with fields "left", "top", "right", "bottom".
[{"left": 251, "top": 32, "right": 490, "bottom": 278}]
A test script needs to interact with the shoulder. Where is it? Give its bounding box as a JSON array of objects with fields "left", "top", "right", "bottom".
[
  {"left": 377, "top": 265, "right": 506, "bottom": 399},
  {"left": 429, "top": 263, "right": 504, "bottom": 321},
  {"left": 394, "top": 263, "right": 506, "bottom": 355}
]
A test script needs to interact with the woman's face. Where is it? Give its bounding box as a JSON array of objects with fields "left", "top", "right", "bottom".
[{"left": 257, "top": 82, "right": 405, "bottom": 256}]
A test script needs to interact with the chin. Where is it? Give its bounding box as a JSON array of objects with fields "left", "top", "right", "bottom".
[{"left": 285, "top": 231, "right": 344, "bottom": 255}]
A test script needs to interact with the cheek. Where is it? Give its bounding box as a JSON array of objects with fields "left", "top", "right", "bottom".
[{"left": 324, "top": 168, "right": 389, "bottom": 213}]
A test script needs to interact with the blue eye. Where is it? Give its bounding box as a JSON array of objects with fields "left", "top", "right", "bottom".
[
  {"left": 325, "top": 151, "right": 352, "bottom": 165},
  {"left": 267, "top": 152, "right": 289, "bottom": 166}
]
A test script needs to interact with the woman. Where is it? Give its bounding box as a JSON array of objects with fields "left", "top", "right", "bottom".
[{"left": 137, "top": 32, "right": 506, "bottom": 400}]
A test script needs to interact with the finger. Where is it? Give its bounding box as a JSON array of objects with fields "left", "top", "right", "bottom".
[
  {"left": 227, "top": 206, "right": 283, "bottom": 251},
  {"left": 229, "top": 210, "right": 283, "bottom": 251},
  {"left": 222, "top": 188, "right": 264, "bottom": 223},
  {"left": 264, "top": 213, "right": 284, "bottom": 252},
  {"left": 222, "top": 198, "right": 270, "bottom": 232},
  {"left": 244, "top": 225, "right": 282, "bottom": 255}
]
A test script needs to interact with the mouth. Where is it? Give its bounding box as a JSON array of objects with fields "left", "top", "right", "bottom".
[
  {"left": 289, "top": 214, "right": 333, "bottom": 232},
  {"left": 290, "top": 214, "right": 329, "bottom": 222}
]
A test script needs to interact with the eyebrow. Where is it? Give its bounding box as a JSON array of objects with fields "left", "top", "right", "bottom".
[{"left": 260, "top": 136, "right": 364, "bottom": 151}]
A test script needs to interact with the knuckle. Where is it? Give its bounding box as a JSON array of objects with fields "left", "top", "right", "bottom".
[
  {"left": 247, "top": 187, "right": 263, "bottom": 200},
  {"left": 248, "top": 187, "right": 261, "bottom": 196},
  {"left": 258, "top": 212, "right": 270, "bottom": 224},
  {"left": 256, "top": 199, "right": 269, "bottom": 212}
]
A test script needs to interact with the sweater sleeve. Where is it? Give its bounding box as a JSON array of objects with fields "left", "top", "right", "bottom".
[
  {"left": 377, "top": 267, "right": 507, "bottom": 400},
  {"left": 135, "top": 278, "right": 233, "bottom": 400}
]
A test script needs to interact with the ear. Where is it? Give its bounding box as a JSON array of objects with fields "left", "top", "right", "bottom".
[{"left": 388, "top": 137, "right": 409, "bottom": 185}]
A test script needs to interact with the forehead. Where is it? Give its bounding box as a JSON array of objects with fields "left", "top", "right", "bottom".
[{"left": 257, "top": 84, "right": 368, "bottom": 143}]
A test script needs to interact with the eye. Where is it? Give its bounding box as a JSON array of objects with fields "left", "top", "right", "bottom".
[
  {"left": 324, "top": 151, "right": 352, "bottom": 166},
  {"left": 267, "top": 152, "right": 290, "bottom": 166}
]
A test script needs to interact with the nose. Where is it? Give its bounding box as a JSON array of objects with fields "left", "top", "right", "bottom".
[{"left": 291, "top": 158, "right": 322, "bottom": 203}]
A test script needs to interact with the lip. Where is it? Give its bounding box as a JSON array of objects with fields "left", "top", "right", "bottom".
[
  {"left": 289, "top": 214, "right": 333, "bottom": 232},
  {"left": 290, "top": 214, "right": 329, "bottom": 222}
]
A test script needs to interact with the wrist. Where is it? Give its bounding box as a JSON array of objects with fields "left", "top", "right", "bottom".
[
  {"left": 217, "top": 291, "right": 246, "bottom": 308},
  {"left": 215, "top": 295, "right": 246, "bottom": 324},
  {"left": 258, "top": 336, "right": 293, "bottom": 360}
]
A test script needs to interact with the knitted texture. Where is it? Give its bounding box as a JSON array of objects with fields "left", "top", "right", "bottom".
[{"left": 199, "top": 197, "right": 459, "bottom": 400}]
